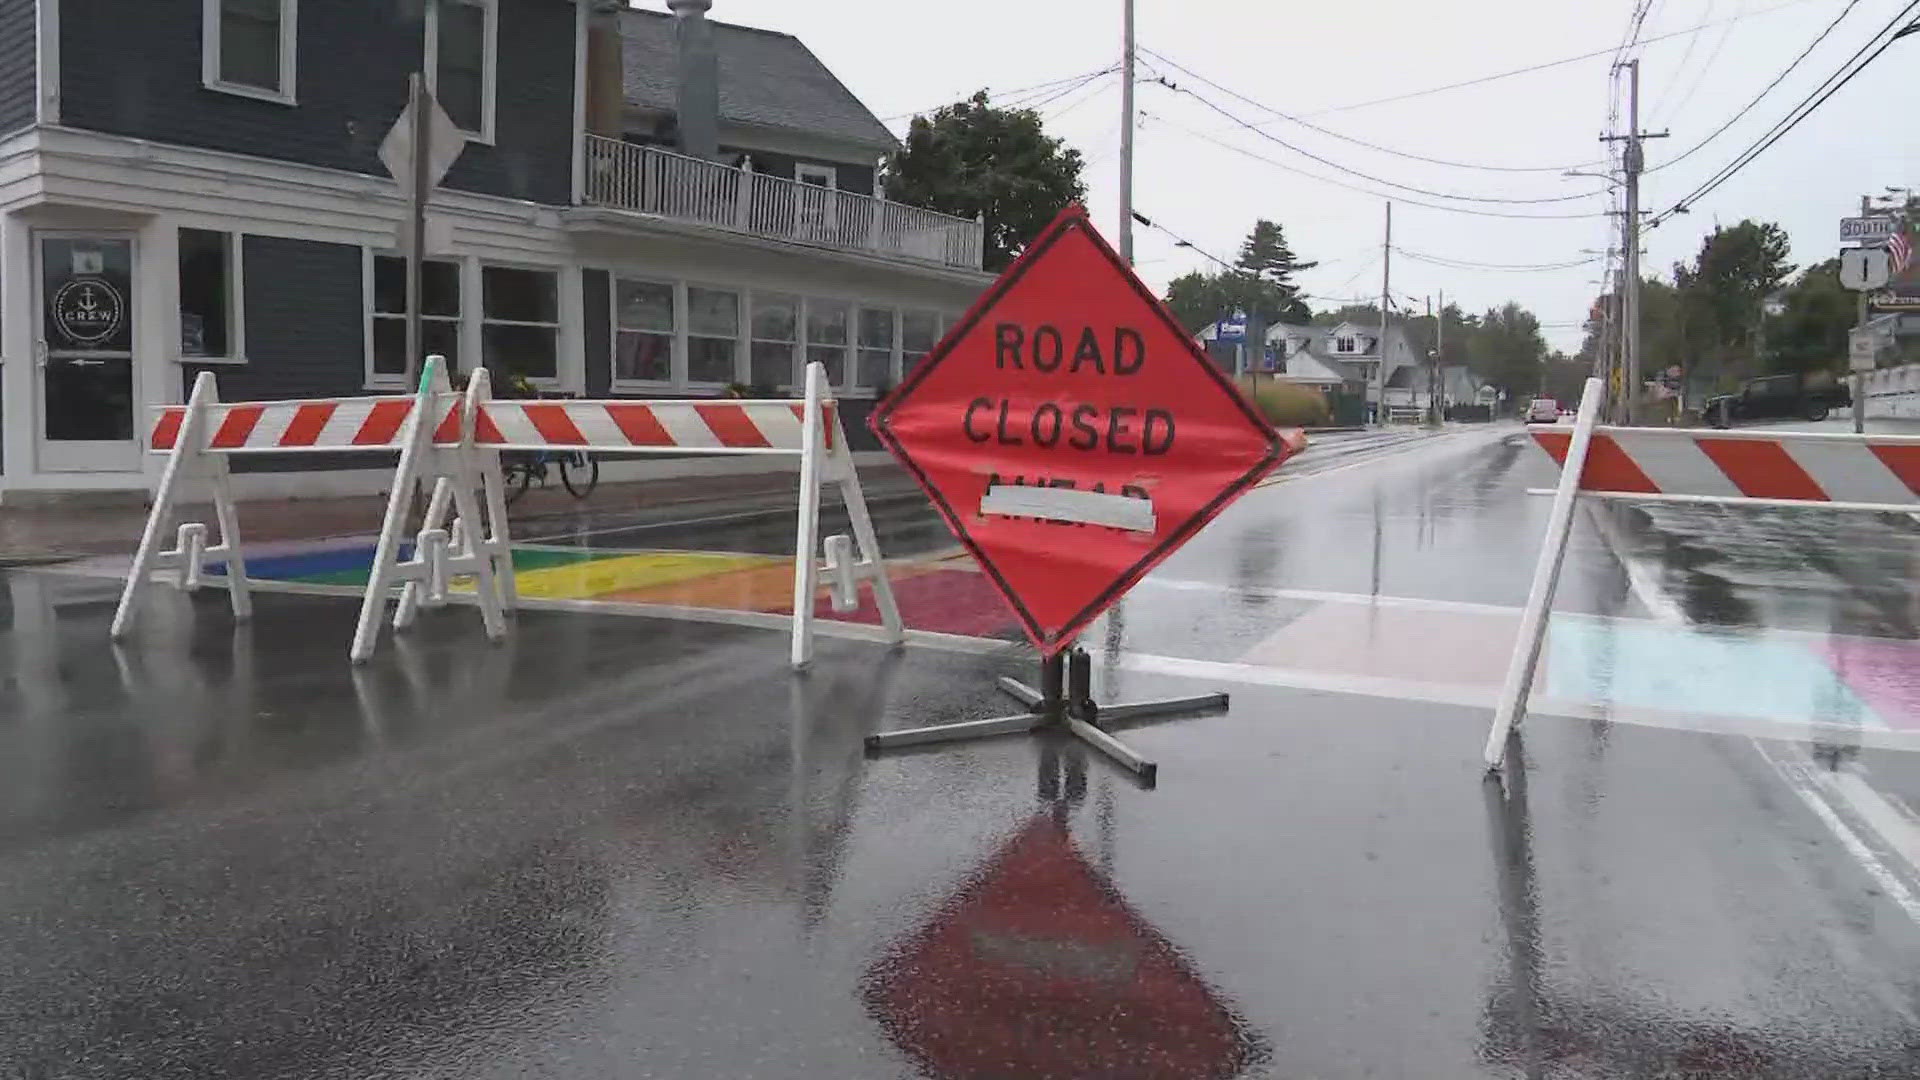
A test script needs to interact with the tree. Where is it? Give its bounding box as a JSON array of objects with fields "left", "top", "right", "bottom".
[
  {"left": 884, "top": 91, "right": 1087, "bottom": 272},
  {"left": 1672, "top": 219, "right": 1794, "bottom": 385},
  {"left": 1405, "top": 302, "right": 1478, "bottom": 372},
  {"left": 1468, "top": 302, "right": 1548, "bottom": 399},
  {"left": 1763, "top": 258, "right": 1853, "bottom": 376},
  {"left": 1159, "top": 220, "right": 1314, "bottom": 331}
]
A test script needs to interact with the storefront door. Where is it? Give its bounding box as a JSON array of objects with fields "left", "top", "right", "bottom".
[{"left": 35, "top": 234, "right": 139, "bottom": 472}]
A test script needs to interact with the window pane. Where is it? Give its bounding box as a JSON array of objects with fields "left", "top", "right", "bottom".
[
  {"left": 372, "top": 318, "right": 406, "bottom": 375},
  {"left": 858, "top": 308, "right": 894, "bottom": 350},
  {"left": 438, "top": 1, "right": 487, "bottom": 133},
  {"left": 482, "top": 266, "right": 557, "bottom": 323},
  {"left": 857, "top": 348, "right": 891, "bottom": 388},
  {"left": 902, "top": 310, "right": 939, "bottom": 353},
  {"left": 220, "top": 0, "right": 281, "bottom": 90},
  {"left": 806, "top": 345, "right": 845, "bottom": 387},
  {"left": 751, "top": 293, "right": 796, "bottom": 342},
  {"left": 615, "top": 330, "right": 672, "bottom": 382},
  {"left": 687, "top": 287, "right": 738, "bottom": 337},
  {"left": 423, "top": 317, "right": 460, "bottom": 370},
  {"left": 483, "top": 323, "right": 557, "bottom": 379},
  {"left": 688, "top": 336, "right": 736, "bottom": 384},
  {"left": 617, "top": 279, "right": 674, "bottom": 332},
  {"left": 806, "top": 301, "right": 848, "bottom": 346},
  {"left": 750, "top": 340, "right": 793, "bottom": 389},
  {"left": 178, "top": 229, "right": 230, "bottom": 358},
  {"left": 374, "top": 256, "right": 459, "bottom": 316}
]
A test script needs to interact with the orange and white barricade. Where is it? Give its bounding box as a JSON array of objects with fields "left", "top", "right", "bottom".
[
  {"left": 111, "top": 368, "right": 463, "bottom": 642},
  {"left": 117, "top": 358, "right": 899, "bottom": 670},
  {"left": 1485, "top": 377, "right": 1920, "bottom": 771}
]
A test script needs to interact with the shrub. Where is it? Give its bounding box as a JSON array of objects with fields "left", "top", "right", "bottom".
[{"left": 1235, "top": 378, "right": 1330, "bottom": 427}]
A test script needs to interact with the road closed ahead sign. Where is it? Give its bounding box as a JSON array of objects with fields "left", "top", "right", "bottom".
[{"left": 872, "top": 205, "right": 1302, "bottom": 654}]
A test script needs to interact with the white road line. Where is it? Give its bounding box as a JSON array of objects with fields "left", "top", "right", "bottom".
[
  {"left": 1134, "top": 576, "right": 1522, "bottom": 618},
  {"left": 1581, "top": 488, "right": 1920, "bottom": 917}
]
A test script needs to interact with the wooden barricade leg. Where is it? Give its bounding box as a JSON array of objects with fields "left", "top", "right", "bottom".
[
  {"left": 353, "top": 357, "right": 456, "bottom": 664},
  {"left": 826, "top": 407, "right": 904, "bottom": 646},
  {"left": 113, "top": 371, "right": 253, "bottom": 639},
  {"left": 1484, "top": 376, "right": 1604, "bottom": 772},
  {"left": 790, "top": 362, "right": 827, "bottom": 669}
]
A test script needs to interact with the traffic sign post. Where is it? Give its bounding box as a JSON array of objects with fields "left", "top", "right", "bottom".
[{"left": 864, "top": 205, "right": 1304, "bottom": 782}]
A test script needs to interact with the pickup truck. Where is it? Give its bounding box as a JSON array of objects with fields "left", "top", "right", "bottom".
[{"left": 1705, "top": 374, "right": 1851, "bottom": 427}]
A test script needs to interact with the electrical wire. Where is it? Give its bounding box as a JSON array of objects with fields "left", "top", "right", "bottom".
[
  {"left": 1650, "top": 0, "right": 1730, "bottom": 123},
  {"left": 1154, "top": 79, "right": 1609, "bottom": 205},
  {"left": 1138, "top": 46, "right": 1602, "bottom": 174},
  {"left": 1653, "top": 0, "right": 1920, "bottom": 221},
  {"left": 1139, "top": 109, "right": 1613, "bottom": 221},
  {"left": 1646, "top": 0, "right": 1868, "bottom": 173},
  {"left": 1020, "top": 69, "right": 1118, "bottom": 114},
  {"left": 1040, "top": 71, "right": 1115, "bottom": 123},
  {"left": 876, "top": 66, "right": 1116, "bottom": 121},
  {"left": 1650, "top": 0, "right": 1718, "bottom": 119},
  {"left": 1394, "top": 247, "right": 1604, "bottom": 272}
]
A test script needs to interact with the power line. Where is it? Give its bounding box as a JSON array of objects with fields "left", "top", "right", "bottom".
[
  {"left": 1294, "top": 0, "right": 1822, "bottom": 118},
  {"left": 1654, "top": 0, "right": 1920, "bottom": 221},
  {"left": 1647, "top": 0, "right": 1867, "bottom": 173},
  {"left": 1153, "top": 79, "right": 1609, "bottom": 205},
  {"left": 1138, "top": 46, "right": 1601, "bottom": 174},
  {"left": 1019, "top": 68, "right": 1117, "bottom": 114},
  {"left": 1040, "top": 71, "right": 1116, "bottom": 122},
  {"left": 1393, "top": 246, "right": 1604, "bottom": 272},
  {"left": 1648, "top": 0, "right": 1718, "bottom": 120},
  {"left": 1140, "top": 109, "right": 1613, "bottom": 220},
  {"left": 876, "top": 66, "right": 1116, "bottom": 122}
]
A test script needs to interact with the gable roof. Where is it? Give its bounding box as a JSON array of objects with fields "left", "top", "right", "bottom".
[{"left": 621, "top": 8, "right": 898, "bottom": 152}]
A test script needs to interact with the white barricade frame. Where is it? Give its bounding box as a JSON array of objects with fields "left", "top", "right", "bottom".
[
  {"left": 115, "top": 358, "right": 901, "bottom": 671},
  {"left": 1485, "top": 376, "right": 1920, "bottom": 771}
]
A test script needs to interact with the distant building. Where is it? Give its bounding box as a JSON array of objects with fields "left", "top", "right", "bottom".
[{"left": 1196, "top": 318, "right": 1424, "bottom": 404}]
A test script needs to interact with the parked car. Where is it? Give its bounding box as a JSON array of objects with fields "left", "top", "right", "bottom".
[
  {"left": 1705, "top": 374, "right": 1851, "bottom": 427},
  {"left": 1526, "top": 397, "right": 1560, "bottom": 423}
]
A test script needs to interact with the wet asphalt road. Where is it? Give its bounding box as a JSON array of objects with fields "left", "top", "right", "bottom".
[{"left": 6, "top": 425, "right": 1920, "bottom": 1078}]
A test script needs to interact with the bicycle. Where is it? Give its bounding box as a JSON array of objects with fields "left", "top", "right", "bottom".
[{"left": 501, "top": 446, "right": 598, "bottom": 504}]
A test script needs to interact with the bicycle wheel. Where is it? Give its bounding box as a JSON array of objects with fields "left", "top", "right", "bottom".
[
  {"left": 560, "top": 452, "right": 599, "bottom": 499},
  {"left": 502, "top": 456, "right": 535, "bottom": 505}
]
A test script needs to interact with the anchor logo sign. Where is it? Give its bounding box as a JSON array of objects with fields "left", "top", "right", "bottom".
[{"left": 52, "top": 278, "right": 126, "bottom": 347}]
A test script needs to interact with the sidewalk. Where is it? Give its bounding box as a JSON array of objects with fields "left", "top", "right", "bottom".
[{"left": 0, "top": 464, "right": 916, "bottom": 566}]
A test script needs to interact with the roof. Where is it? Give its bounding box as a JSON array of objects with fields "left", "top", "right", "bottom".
[{"left": 621, "top": 8, "right": 898, "bottom": 152}]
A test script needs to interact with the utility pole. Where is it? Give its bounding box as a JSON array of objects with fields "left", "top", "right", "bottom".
[
  {"left": 1118, "top": 0, "right": 1135, "bottom": 266},
  {"left": 1602, "top": 60, "right": 1666, "bottom": 425},
  {"left": 1436, "top": 288, "right": 1445, "bottom": 423},
  {"left": 1855, "top": 193, "right": 1871, "bottom": 434},
  {"left": 1377, "top": 201, "right": 1391, "bottom": 425}
]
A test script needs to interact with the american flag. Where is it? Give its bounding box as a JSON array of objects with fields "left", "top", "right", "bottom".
[{"left": 1889, "top": 230, "right": 1912, "bottom": 276}]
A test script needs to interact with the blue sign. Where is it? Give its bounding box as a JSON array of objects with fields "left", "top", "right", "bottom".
[{"left": 1214, "top": 312, "right": 1248, "bottom": 342}]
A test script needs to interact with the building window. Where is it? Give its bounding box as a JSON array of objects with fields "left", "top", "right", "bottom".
[
  {"left": 482, "top": 266, "right": 559, "bottom": 382},
  {"left": 856, "top": 307, "right": 895, "bottom": 389},
  {"left": 805, "top": 300, "right": 849, "bottom": 388},
  {"left": 901, "top": 310, "right": 940, "bottom": 375},
  {"left": 203, "top": 0, "right": 297, "bottom": 103},
  {"left": 179, "top": 229, "right": 243, "bottom": 362},
  {"left": 1335, "top": 336, "right": 1356, "bottom": 354},
  {"left": 750, "top": 292, "right": 798, "bottom": 389},
  {"left": 614, "top": 278, "right": 674, "bottom": 385},
  {"left": 369, "top": 255, "right": 461, "bottom": 383},
  {"left": 687, "top": 286, "right": 740, "bottom": 385},
  {"left": 428, "top": 0, "right": 496, "bottom": 140}
]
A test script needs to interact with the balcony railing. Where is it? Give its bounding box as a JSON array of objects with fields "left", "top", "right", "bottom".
[{"left": 582, "top": 135, "right": 984, "bottom": 271}]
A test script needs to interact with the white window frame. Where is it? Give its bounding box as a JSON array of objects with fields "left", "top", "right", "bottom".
[
  {"left": 177, "top": 228, "right": 247, "bottom": 365},
  {"left": 683, "top": 281, "right": 744, "bottom": 390},
  {"left": 801, "top": 296, "right": 854, "bottom": 393},
  {"left": 748, "top": 290, "right": 801, "bottom": 392},
  {"left": 610, "top": 275, "right": 681, "bottom": 392},
  {"left": 426, "top": 0, "right": 498, "bottom": 144},
  {"left": 480, "top": 261, "right": 561, "bottom": 387},
  {"left": 795, "top": 163, "right": 837, "bottom": 189},
  {"left": 363, "top": 249, "right": 466, "bottom": 390},
  {"left": 853, "top": 304, "right": 898, "bottom": 394},
  {"left": 202, "top": 0, "right": 299, "bottom": 105},
  {"left": 899, "top": 308, "right": 943, "bottom": 382},
  {"left": 1335, "top": 335, "right": 1357, "bottom": 354}
]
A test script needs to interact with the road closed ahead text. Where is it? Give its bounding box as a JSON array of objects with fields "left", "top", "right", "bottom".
[{"left": 961, "top": 322, "right": 1175, "bottom": 455}]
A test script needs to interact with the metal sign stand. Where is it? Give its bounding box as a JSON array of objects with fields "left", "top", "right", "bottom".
[{"left": 864, "top": 646, "right": 1227, "bottom": 785}]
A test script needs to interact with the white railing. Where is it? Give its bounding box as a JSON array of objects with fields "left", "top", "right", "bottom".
[{"left": 583, "top": 135, "right": 984, "bottom": 271}]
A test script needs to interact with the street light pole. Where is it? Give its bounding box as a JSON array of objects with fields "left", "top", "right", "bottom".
[
  {"left": 1118, "top": 0, "right": 1135, "bottom": 266},
  {"left": 1377, "top": 201, "right": 1391, "bottom": 425}
]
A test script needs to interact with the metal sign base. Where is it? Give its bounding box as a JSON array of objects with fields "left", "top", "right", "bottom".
[{"left": 864, "top": 648, "right": 1227, "bottom": 785}]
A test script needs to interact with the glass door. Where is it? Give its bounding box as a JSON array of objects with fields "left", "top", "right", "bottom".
[{"left": 36, "top": 234, "right": 138, "bottom": 472}]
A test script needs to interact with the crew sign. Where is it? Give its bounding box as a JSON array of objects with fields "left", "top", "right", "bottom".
[{"left": 872, "top": 205, "right": 1300, "bottom": 654}]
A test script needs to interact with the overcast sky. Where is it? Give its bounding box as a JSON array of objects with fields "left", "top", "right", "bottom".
[{"left": 647, "top": 0, "right": 1920, "bottom": 351}]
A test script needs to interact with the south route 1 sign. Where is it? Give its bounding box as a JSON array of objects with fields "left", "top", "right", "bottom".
[{"left": 871, "top": 204, "right": 1302, "bottom": 654}]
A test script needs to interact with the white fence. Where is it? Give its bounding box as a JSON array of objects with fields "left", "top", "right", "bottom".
[
  {"left": 583, "top": 135, "right": 985, "bottom": 271},
  {"left": 1854, "top": 361, "right": 1920, "bottom": 420}
]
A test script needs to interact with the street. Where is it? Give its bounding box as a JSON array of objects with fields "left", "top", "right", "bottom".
[{"left": 5, "top": 424, "right": 1920, "bottom": 1079}]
